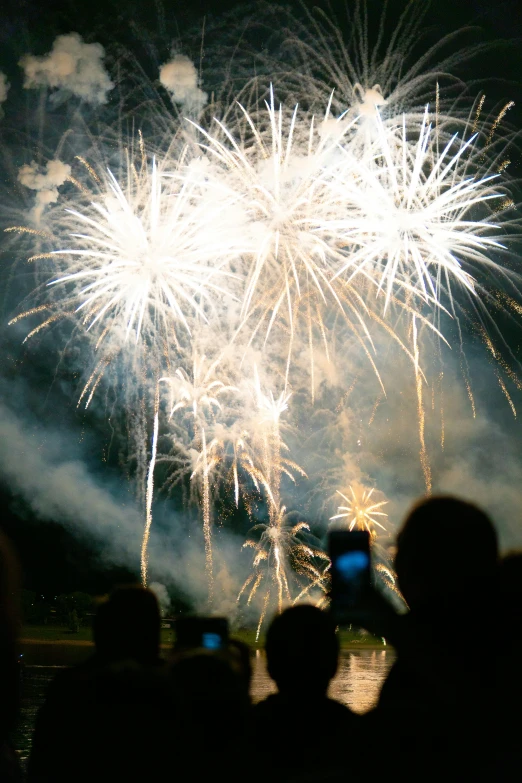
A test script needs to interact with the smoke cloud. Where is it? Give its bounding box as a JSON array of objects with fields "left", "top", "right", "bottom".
[
  {"left": 329, "top": 346, "right": 522, "bottom": 553},
  {"left": 0, "top": 398, "right": 249, "bottom": 615},
  {"left": 19, "top": 33, "right": 114, "bottom": 105},
  {"left": 0, "top": 72, "right": 9, "bottom": 109},
  {"left": 148, "top": 582, "right": 171, "bottom": 616},
  {"left": 0, "top": 400, "right": 143, "bottom": 563},
  {"left": 159, "top": 55, "right": 208, "bottom": 113},
  {"left": 1, "top": 345, "right": 521, "bottom": 621},
  {"left": 18, "top": 159, "right": 71, "bottom": 223}
]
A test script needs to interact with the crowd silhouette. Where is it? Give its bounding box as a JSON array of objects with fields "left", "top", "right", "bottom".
[{"left": 0, "top": 495, "right": 520, "bottom": 781}]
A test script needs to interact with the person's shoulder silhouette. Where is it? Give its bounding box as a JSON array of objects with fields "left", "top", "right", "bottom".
[
  {"left": 394, "top": 495, "right": 498, "bottom": 611},
  {"left": 254, "top": 604, "right": 362, "bottom": 781},
  {"left": 29, "top": 585, "right": 168, "bottom": 783},
  {"left": 265, "top": 604, "right": 338, "bottom": 695},
  {"left": 374, "top": 495, "right": 499, "bottom": 781}
]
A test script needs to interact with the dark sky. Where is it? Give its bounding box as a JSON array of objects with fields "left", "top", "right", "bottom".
[{"left": 0, "top": 0, "right": 521, "bottom": 598}]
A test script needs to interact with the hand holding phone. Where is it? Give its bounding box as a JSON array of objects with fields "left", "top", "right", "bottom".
[
  {"left": 175, "top": 616, "right": 229, "bottom": 651},
  {"left": 328, "top": 530, "right": 372, "bottom": 622}
]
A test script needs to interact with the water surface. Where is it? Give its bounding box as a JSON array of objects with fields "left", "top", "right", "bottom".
[
  {"left": 251, "top": 648, "right": 394, "bottom": 713},
  {"left": 16, "top": 649, "right": 394, "bottom": 768}
]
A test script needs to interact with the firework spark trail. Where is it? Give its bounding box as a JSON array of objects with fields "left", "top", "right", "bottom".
[
  {"left": 413, "top": 316, "right": 432, "bottom": 494},
  {"left": 5, "top": 226, "right": 53, "bottom": 238},
  {"left": 215, "top": 370, "right": 302, "bottom": 516},
  {"left": 497, "top": 374, "right": 517, "bottom": 417},
  {"left": 375, "top": 563, "right": 403, "bottom": 601},
  {"left": 241, "top": 512, "right": 329, "bottom": 640},
  {"left": 200, "top": 427, "right": 214, "bottom": 600},
  {"left": 159, "top": 354, "right": 238, "bottom": 600},
  {"left": 208, "top": 418, "right": 255, "bottom": 508},
  {"left": 201, "top": 366, "right": 306, "bottom": 523},
  {"left": 439, "top": 371, "right": 445, "bottom": 450},
  {"left": 268, "top": 0, "right": 499, "bottom": 153},
  {"left": 237, "top": 378, "right": 328, "bottom": 637},
  {"left": 252, "top": 369, "right": 290, "bottom": 520},
  {"left": 141, "top": 385, "right": 160, "bottom": 586}
]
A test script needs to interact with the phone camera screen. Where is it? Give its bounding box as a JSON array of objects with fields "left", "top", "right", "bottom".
[
  {"left": 176, "top": 617, "right": 229, "bottom": 651},
  {"left": 328, "top": 531, "right": 371, "bottom": 615},
  {"left": 335, "top": 550, "right": 370, "bottom": 584},
  {"left": 202, "top": 632, "right": 223, "bottom": 650}
]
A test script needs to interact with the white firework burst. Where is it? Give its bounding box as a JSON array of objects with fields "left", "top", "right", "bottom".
[
  {"left": 332, "top": 107, "right": 510, "bottom": 318},
  {"left": 192, "top": 89, "right": 375, "bottom": 359},
  {"left": 330, "top": 484, "right": 388, "bottom": 537}
]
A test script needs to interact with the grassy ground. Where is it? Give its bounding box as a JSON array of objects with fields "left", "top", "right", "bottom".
[
  {"left": 21, "top": 624, "right": 176, "bottom": 645},
  {"left": 21, "top": 625, "right": 95, "bottom": 643},
  {"left": 20, "top": 625, "right": 173, "bottom": 665},
  {"left": 20, "top": 624, "right": 387, "bottom": 666}
]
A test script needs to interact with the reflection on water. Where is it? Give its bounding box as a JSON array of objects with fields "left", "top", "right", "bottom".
[
  {"left": 15, "top": 666, "right": 65, "bottom": 769},
  {"left": 251, "top": 649, "right": 395, "bottom": 714},
  {"left": 330, "top": 649, "right": 395, "bottom": 713},
  {"left": 16, "top": 650, "right": 394, "bottom": 765}
]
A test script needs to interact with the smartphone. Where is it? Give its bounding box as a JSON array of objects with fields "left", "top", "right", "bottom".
[
  {"left": 175, "top": 616, "right": 229, "bottom": 651},
  {"left": 328, "top": 530, "right": 372, "bottom": 619}
]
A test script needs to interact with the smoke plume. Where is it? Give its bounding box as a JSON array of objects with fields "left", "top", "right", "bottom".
[
  {"left": 0, "top": 72, "right": 9, "bottom": 109},
  {"left": 19, "top": 33, "right": 114, "bottom": 105},
  {"left": 159, "top": 55, "right": 208, "bottom": 113},
  {"left": 0, "top": 398, "right": 249, "bottom": 615},
  {"left": 18, "top": 159, "right": 71, "bottom": 223},
  {"left": 148, "top": 582, "right": 171, "bottom": 616}
]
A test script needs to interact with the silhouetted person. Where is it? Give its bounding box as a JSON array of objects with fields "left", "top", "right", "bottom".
[
  {"left": 370, "top": 496, "right": 499, "bottom": 781},
  {"left": 93, "top": 584, "right": 162, "bottom": 666},
  {"left": 394, "top": 495, "right": 498, "bottom": 609},
  {"left": 253, "top": 605, "right": 362, "bottom": 781},
  {"left": 0, "top": 532, "right": 22, "bottom": 782},
  {"left": 170, "top": 649, "right": 251, "bottom": 781},
  {"left": 492, "top": 552, "right": 522, "bottom": 778},
  {"left": 496, "top": 551, "right": 522, "bottom": 640},
  {"left": 29, "top": 585, "right": 169, "bottom": 782},
  {"left": 379, "top": 495, "right": 497, "bottom": 697}
]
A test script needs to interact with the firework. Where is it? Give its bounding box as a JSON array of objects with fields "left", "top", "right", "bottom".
[
  {"left": 236, "top": 372, "right": 328, "bottom": 636},
  {"left": 332, "top": 107, "right": 508, "bottom": 318},
  {"left": 192, "top": 88, "right": 393, "bottom": 386},
  {"left": 239, "top": 509, "right": 330, "bottom": 640},
  {"left": 155, "top": 354, "right": 237, "bottom": 596},
  {"left": 12, "top": 153, "right": 242, "bottom": 376},
  {"left": 10, "top": 147, "right": 247, "bottom": 592},
  {"left": 330, "top": 484, "right": 388, "bottom": 538},
  {"left": 329, "top": 483, "right": 404, "bottom": 604},
  {"left": 263, "top": 0, "right": 492, "bottom": 135},
  {"left": 4, "top": 7, "right": 522, "bottom": 629}
]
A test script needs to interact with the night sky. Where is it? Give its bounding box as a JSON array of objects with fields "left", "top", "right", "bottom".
[{"left": 1, "top": 0, "right": 521, "bottom": 600}]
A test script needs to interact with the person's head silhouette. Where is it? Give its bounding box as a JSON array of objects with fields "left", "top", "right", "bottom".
[
  {"left": 395, "top": 495, "right": 498, "bottom": 609},
  {"left": 94, "top": 585, "right": 161, "bottom": 665},
  {"left": 265, "top": 604, "right": 338, "bottom": 697}
]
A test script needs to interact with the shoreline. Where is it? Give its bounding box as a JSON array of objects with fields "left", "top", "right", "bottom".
[
  {"left": 19, "top": 635, "right": 389, "bottom": 667},
  {"left": 21, "top": 637, "right": 388, "bottom": 649}
]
